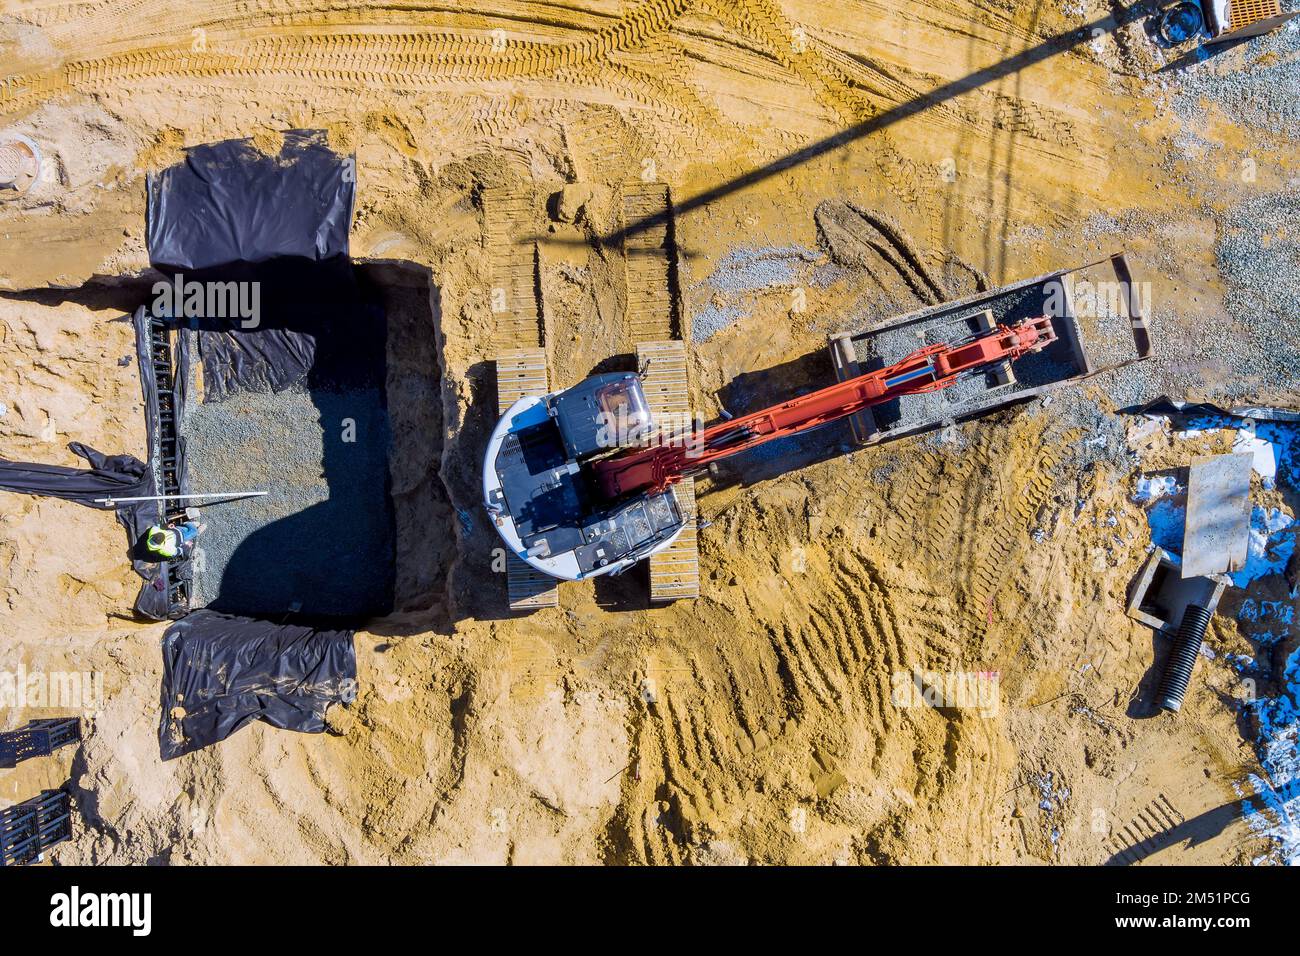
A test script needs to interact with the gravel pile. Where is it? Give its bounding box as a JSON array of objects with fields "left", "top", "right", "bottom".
[
  {"left": 707, "top": 245, "right": 818, "bottom": 293},
  {"left": 1162, "top": 19, "right": 1300, "bottom": 136},
  {"left": 1123, "top": 10, "right": 1300, "bottom": 405},
  {"left": 691, "top": 300, "right": 745, "bottom": 342},
  {"left": 1215, "top": 190, "right": 1300, "bottom": 391},
  {"left": 691, "top": 245, "right": 820, "bottom": 342}
]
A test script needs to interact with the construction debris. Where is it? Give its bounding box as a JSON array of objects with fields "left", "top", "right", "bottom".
[
  {"left": 1127, "top": 547, "right": 1230, "bottom": 635},
  {"left": 1183, "top": 452, "right": 1253, "bottom": 577}
]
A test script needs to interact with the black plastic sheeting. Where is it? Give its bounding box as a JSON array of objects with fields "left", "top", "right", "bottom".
[
  {"left": 0, "top": 441, "right": 149, "bottom": 504},
  {"left": 144, "top": 133, "right": 363, "bottom": 759},
  {"left": 0, "top": 444, "right": 157, "bottom": 591},
  {"left": 0, "top": 442, "right": 152, "bottom": 570},
  {"left": 143, "top": 128, "right": 394, "bottom": 625},
  {"left": 1124, "top": 396, "right": 1300, "bottom": 424},
  {"left": 186, "top": 261, "right": 378, "bottom": 401},
  {"left": 146, "top": 131, "right": 359, "bottom": 401},
  {"left": 146, "top": 130, "right": 354, "bottom": 271},
  {"left": 159, "top": 610, "right": 356, "bottom": 760}
]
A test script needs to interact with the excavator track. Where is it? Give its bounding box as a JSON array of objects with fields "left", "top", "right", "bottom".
[
  {"left": 486, "top": 181, "right": 554, "bottom": 611},
  {"left": 493, "top": 347, "right": 560, "bottom": 611},
  {"left": 637, "top": 340, "right": 698, "bottom": 602},
  {"left": 482, "top": 185, "right": 543, "bottom": 352},
  {"left": 622, "top": 181, "right": 677, "bottom": 342}
]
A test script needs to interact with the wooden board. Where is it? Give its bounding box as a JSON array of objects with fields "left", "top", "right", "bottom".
[{"left": 636, "top": 339, "right": 699, "bottom": 602}]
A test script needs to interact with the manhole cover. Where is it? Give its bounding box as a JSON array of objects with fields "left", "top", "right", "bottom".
[{"left": 0, "top": 134, "right": 41, "bottom": 199}]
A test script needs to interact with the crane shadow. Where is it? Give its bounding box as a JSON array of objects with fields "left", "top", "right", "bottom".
[{"left": 535, "top": 0, "right": 1176, "bottom": 250}]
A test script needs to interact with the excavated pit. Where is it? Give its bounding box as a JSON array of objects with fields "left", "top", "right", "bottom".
[{"left": 177, "top": 261, "right": 451, "bottom": 619}]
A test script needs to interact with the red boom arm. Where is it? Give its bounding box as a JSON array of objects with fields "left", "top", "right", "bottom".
[{"left": 594, "top": 316, "right": 1056, "bottom": 500}]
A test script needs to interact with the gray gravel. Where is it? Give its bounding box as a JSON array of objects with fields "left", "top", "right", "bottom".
[
  {"left": 1160, "top": 19, "right": 1300, "bottom": 135},
  {"left": 1139, "top": 12, "right": 1300, "bottom": 402},
  {"left": 692, "top": 300, "right": 746, "bottom": 342},
  {"left": 1215, "top": 190, "right": 1300, "bottom": 391},
  {"left": 690, "top": 245, "right": 821, "bottom": 342},
  {"left": 183, "top": 384, "right": 394, "bottom": 618},
  {"left": 707, "top": 245, "right": 817, "bottom": 292}
]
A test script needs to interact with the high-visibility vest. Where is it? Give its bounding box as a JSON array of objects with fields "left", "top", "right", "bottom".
[{"left": 145, "top": 526, "right": 180, "bottom": 559}]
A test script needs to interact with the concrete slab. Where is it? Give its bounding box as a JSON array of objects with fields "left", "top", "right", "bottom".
[{"left": 1182, "top": 452, "right": 1252, "bottom": 578}]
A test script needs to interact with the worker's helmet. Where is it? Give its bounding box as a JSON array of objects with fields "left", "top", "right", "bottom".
[{"left": 145, "top": 526, "right": 179, "bottom": 559}]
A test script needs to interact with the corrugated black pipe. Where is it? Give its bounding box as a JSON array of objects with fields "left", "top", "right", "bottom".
[{"left": 1157, "top": 604, "right": 1212, "bottom": 713}]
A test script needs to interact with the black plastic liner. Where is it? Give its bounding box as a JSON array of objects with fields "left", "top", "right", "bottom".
[
  {"left": 1124, "top": 396, "right": 1300, "bottom": 424},
  {"left": 143, "top": 132, "right": 370, "bottom": 755},
  {"left": 158, "top": 609, "right": 356, "bottom": 760},
  {"left": 0, "top": 441, "right": 149, "bottom": 505},
  {"left": 143, "top": 131, "right": 394, "bottom": 620},
  {"left": 137, "top": 129, "right": 381, "bottom": 624},
  {"left": 186, "top": 260, "right": 381, "bottom": 402},
  {"left": 146, "top": 130, "right": 354, "bottom": 272},
  {"left": 145, "top": 130, "right": 360, "bottom": 403}
]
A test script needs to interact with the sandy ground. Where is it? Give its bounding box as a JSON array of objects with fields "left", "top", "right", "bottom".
[{"left": 2, "top": 0, "right": 1298, "bottom": 864}]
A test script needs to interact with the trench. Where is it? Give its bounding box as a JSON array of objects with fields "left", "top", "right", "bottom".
[
  {"left": 2, "top": 263, "right": 456, "bottom": 623},
  {"left": 179, "top": 260, "right": 454, "bottom": 620}
]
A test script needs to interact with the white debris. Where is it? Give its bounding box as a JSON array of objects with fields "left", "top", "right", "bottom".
[
  {"left": 1233, "top": 430, "right": 1278, "bottom": 488},
  {"left": 1134, "top": 474, "right": 1179, "bottom": 503}
]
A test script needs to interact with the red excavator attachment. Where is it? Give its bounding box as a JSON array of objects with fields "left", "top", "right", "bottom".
[{"left": 594, "top": 316, "right": 1056, "bottom": 500}]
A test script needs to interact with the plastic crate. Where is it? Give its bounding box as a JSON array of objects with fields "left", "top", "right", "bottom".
[
  {"left": 0, "top": 790, "right": 74, "bottom": 866},
  {"left": 0, "top": 718, "right": 82, "bottom": 769},
  {"left": 1229, "top": 0, "right": 1281, "bottom": 31}
]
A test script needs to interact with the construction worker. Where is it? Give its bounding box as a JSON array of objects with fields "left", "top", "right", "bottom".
[{"left": 143, "top": 511, "right": 206, "bottom": 561}]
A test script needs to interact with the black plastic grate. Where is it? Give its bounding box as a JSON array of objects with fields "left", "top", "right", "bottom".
[
  {"left": 0, "top": 718, "right": 81, "bottom": 769},
  {"left": 147, "top": 316, "right": 190, "bottom": 612},
  {"left": 0, "top": 790, "right": 74, "bottom": 867}
]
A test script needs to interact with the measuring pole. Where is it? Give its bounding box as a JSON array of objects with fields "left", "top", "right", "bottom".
[{"left": 94, "top": 491, "right": 268, "bottom": 507}]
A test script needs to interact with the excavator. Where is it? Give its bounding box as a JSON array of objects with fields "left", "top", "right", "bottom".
[{"left": 483, "top": 315, "right": 1057, "bottom": 583}]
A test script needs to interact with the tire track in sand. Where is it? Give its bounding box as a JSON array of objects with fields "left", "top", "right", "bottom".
[{"left": 1, "top": 0, "right": 696, "bottom": 114}]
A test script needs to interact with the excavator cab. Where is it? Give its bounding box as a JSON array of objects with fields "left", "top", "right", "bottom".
[
  {"left": 552, "top": 372, "right": 653, "bottom": 459},
  {"left": 483, "top": 371, "right": 687, "bottom": 582}
]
